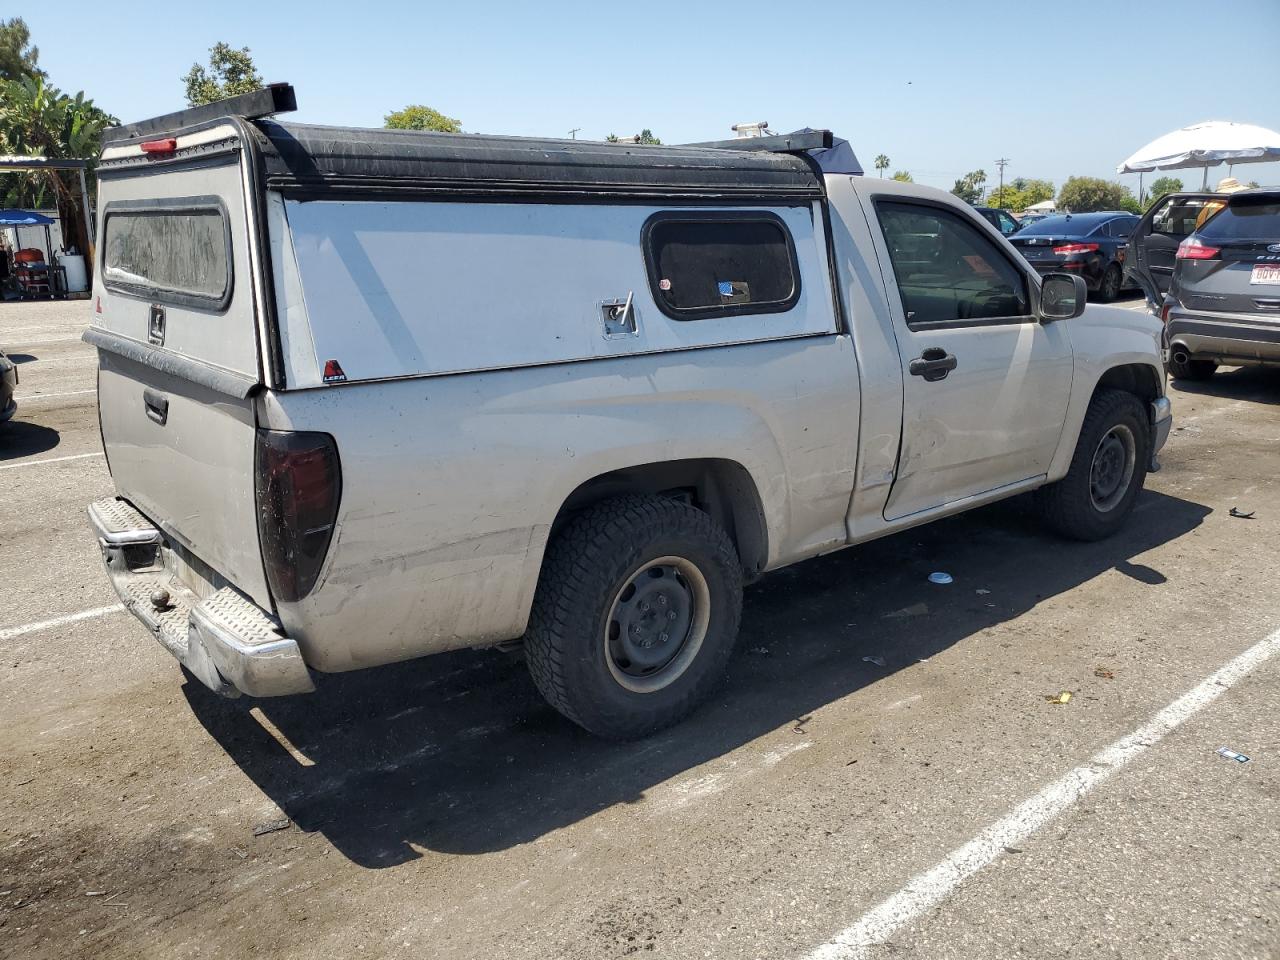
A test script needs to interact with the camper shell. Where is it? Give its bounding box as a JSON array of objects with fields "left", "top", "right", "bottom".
[{"left": 86, "top": 86, "right": 1170, "bottom": 739}]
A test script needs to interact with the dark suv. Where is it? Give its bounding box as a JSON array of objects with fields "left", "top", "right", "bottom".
[{"left": 1130, "top": 188, "right": 1280, "bottom": 380}]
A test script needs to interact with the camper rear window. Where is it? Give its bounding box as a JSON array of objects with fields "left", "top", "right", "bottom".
[
  {"left": 643, "top": 212, "right": 800, "bottom": 320},
  {"left": 102, "top": 201, "right": 231, "bottom": 308}
]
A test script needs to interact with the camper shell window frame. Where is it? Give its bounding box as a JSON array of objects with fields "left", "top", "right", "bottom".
[
  {"left": 641, "top": 210, "right": 803, "bottom": 322},
  {"left": 101, "top": 195, "right": 235, "bottom": 311}
]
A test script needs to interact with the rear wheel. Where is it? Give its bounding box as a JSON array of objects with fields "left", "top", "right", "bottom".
[
  {"left": 524, "top": 495, "right": 743, "bottom": 739},
  {"left": 1034, "top": 389, "right": 1149, "bottom": 541},
  {"left": 1098, "top": 264, "right": 1122, "bottom": 302},
  {"left": 1167, "top": 354, "right": 1217, "bottom": 381}
]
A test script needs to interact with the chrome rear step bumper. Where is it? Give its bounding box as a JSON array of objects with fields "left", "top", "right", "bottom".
[{"left": 88, "top": 497, "right": 314, "bottom": 698}]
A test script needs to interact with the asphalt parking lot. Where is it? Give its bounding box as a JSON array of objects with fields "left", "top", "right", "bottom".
[{"left": 2, "top": 297, "right": 1278, "bottom": 960}]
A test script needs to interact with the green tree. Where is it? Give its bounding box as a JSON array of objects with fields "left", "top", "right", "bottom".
[
  {"left": 638, "top": 128, "right": 661, "bottom": 145},
  {"left": 0, "top": 75, "right": 116, "bottom": 263},
  {"left": 985, "top": 178, "right": 1053, "bottom": 213},
  {"left": 875, "top": 154, "right": 890, "bottom": 178},
  {"left": 1146, "top": 176, "right": 1183, "bottom": 207},
  {"left": 183, "top": 42, "right": 263, "bottom": 106},
  {"left": 951, "top": 169, "right": 987, "bottom": 204},
  {"left": 891, "top": 170, "right": 913, "bottom": 182},
  {"left": 1057, "top": 176, "right": 1131, "bottom": 213},
  {"left": 0, "top": 16, "right": 43, "bottom": 81},
  {"left": 384, "top": 104, "right": 462, "bottom": 133}
]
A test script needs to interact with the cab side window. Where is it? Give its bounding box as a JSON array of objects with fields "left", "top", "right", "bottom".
[{"left": 877, "top": 202, "right": 1031, "bottom": 328}]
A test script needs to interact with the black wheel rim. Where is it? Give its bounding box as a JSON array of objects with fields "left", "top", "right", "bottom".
[
  {"left": 605, "top": 556, "right": 710, "bottom": 694},
  {"left": 1090, "top": 424, "right": 1136, "bottom": 512},
  {"left": 1104, "top": 269, "right": 1120, "bottom": 298}
]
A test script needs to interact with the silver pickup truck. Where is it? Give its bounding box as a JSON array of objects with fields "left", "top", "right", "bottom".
[{"left": 86, "top": 85, "right": 1171, "bottom": 738}]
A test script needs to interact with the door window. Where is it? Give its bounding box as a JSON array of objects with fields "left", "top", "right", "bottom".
[
  {"left": 877, "top": 202, "right": 1031, "bottom": 327},
  {"left": 998, "top": 211, "right": 1020, "bottom": 235}
]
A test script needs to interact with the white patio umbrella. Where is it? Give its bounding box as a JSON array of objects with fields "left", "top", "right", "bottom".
[{"left": 1118, "top": 120, "right": 1280, "bottom": 188}]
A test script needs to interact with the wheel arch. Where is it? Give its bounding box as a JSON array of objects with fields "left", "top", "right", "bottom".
[
  {"left": 549, "top": 458, "right": 770, "bottom": 580},
  {"left": 1047, "top": 357, "right": 1164, "bottom": 482}
]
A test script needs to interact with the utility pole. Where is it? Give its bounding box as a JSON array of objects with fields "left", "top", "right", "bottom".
[
  {"left": 568, "top": 127, "right": 581, "bottom": 140},
  {"left": 995, "top": 157, "right": 1011, "bottom": 206}
]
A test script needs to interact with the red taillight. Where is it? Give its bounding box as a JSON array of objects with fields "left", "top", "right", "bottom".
[
  {"left": 1052, "top": 242, "right": 1099, "bottom": 255},
  {"left": 1160, "top": 302, "right": 1172, "bottom": 323},
  {"left": 140, "top": 138, "right": 177, "bottom": 154},
  {"left": 1176, "top": 237, "right": 1220, "bottom": 260},
  {"left": 255, "top": 430, "right": 342, "bottom": 603}
]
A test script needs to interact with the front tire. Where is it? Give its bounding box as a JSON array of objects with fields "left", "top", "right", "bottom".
[
  {"left": 1035, "top": 389, "right": 1149, "bottom": 541},
  {"left": 524, "top": 495, "right": 743, "bottom": 739}
]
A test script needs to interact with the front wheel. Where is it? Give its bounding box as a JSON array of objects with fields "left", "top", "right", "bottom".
[
  {"left": 524, "top": 495, "right": 743, "bottom": 739},
  {"left": 1035, "top": 389, "right": 1150, "bottom": 541}
]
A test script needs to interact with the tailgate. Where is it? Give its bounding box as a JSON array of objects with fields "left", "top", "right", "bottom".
[{"left": 88, "top": 129, "right": 272, "bottom": 608}]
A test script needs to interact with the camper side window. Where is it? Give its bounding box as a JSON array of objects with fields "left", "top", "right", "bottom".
[
  {"left": 643, "top": 211, "right": 800, "bottom": 320},
  {"left": 102, "top": 198, "right": 232, "bottom": 309}
]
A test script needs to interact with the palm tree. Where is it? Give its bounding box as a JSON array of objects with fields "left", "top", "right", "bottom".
[
  {"left": 875, "top": 154, "right": 890, "bottom": 178},
  {"left": 0, "top": 76, "right": 115, "bottom": 265}
]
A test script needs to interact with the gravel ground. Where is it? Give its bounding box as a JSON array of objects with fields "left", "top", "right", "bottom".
[{"left": 1, "top": 297, "right": 1277, "bottom": 960}]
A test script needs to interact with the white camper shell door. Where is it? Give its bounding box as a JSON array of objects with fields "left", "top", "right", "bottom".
[
  {"left": 269, "top": 198, "right": 836, "bottom": 388},
  {"left": 91, "top": 146, "right": 273, "bottom": 608}
]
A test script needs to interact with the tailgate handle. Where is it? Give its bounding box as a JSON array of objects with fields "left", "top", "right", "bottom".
[{"left": 143, "top": 388, "right": 169, "bottom": 425}]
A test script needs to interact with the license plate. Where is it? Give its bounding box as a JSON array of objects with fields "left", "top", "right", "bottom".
[{"left": 1252, "top": 265, "right": 1280, "bottom": 285}]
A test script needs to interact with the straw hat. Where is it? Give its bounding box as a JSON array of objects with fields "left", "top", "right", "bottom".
[{"left": 1216, "top": 177, "right": 1248, "bottom": 193}]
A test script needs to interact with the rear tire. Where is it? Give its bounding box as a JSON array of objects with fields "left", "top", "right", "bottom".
[
  {"left": 1098, "top": 264, "right": 1122, "bottom": 303},
  {"left": 524, "top": 495, "right": 743, "bottom": 739},
  {"left": 1167, "top": 354, "right": 1217, "bottom": 381},
  {"left": 1034, "top": 389, "right": 1149, "bottom": 542}
]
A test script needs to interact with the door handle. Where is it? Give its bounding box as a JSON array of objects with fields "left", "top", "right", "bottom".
[
  {"left": 143, "top": 388, "right": 169, "bottom": 425},
  {"left": 908, "top": 347, "right": 958, "bottom": 382}
]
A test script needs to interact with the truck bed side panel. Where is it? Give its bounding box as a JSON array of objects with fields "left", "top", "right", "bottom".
[{"left": 260, "top": 336, "right": 858, "bottom": 672}]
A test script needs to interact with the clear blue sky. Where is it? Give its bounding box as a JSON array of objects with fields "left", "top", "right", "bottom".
[{"left": 22, "top": 0, "right": 1280, "bottom": 195}]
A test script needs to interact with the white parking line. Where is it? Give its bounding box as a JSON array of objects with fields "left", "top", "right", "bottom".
[
  {"left": 805, "top": 625, "right": 1280, "bottom": 960},
  {"left": 0, "top": 451, "right": 104, "bottom": 471},
  {"left": 17, "top": 388, "right": 97, "bottom": 402},
  {"left": 0, "top": 604, "right": 123, "bottom": 642}
]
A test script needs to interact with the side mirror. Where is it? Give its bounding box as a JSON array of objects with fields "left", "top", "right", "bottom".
[{"left": 1040, "top": 273, "right": 1088, "bottom": 321}]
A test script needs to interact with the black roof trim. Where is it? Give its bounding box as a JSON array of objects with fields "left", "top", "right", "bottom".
[
  {"left": 681, "top": 131, "right": 834, "bottom": 153},
  {"left": 250, "top": 120, "right": 824, "bottom": 202},
  {"left": 104, "top": 83, "right": 297, "bottom": 145}
]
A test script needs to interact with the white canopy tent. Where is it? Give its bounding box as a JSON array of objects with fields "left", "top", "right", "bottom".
[
  {"left": 1025, "top": 199, "right": 1056, "bottom": 213},
  {"left": 1118, "top": 120, "right": 1280, "bottom": 188}
]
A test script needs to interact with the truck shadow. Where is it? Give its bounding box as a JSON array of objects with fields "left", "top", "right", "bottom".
[{"left": 186, "top": 489, "right": 1210, "bottom": 869}]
